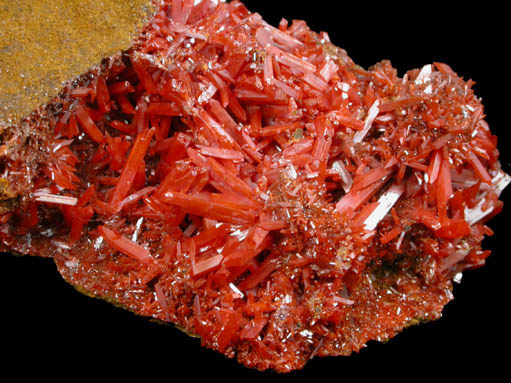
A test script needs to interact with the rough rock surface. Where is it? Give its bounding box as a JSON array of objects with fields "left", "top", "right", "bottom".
[{"left": 0, "top": 0, "right": 154, "bottom": 126}]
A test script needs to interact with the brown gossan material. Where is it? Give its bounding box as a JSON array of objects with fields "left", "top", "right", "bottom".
[{"left": 0, "top": 0, "right": 155, "bottom": 127}]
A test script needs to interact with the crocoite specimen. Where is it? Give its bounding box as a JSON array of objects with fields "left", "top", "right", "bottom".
[{"left": 0, "top": 0, "right": 508, "bottom": 372}]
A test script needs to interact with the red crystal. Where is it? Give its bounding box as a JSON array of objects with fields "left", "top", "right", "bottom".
[{"left": 0, "top": 0, "right": 508, "bottom": 373}]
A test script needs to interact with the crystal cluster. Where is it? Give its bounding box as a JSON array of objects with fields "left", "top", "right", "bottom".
[{"left": 0, "top": 0, "right": 508, "bottom": 372}]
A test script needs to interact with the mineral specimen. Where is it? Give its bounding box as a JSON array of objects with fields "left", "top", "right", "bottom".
[{"left": 0, "top": 0, "right": 508, "bottom": 373}]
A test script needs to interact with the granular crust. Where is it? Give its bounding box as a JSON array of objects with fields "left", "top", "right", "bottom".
[{"left": 0, "top": 0, "right": 154, "bottom": 127}]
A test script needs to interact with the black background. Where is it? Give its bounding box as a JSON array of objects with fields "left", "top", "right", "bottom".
[{"left": 1, "top": 1, "right": 507, "bottom": 379}]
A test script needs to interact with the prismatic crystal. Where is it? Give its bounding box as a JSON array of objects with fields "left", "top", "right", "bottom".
[{"left": 0, "top": 0, "right": 508, "bottom": 372}]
